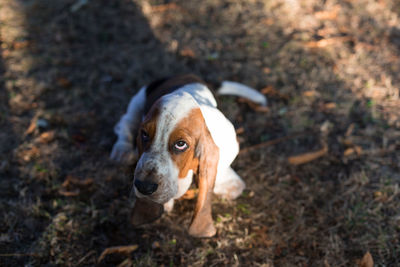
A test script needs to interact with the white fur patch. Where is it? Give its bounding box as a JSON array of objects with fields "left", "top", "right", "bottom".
[{"left": 175, "top": 170, "right": 193, "bottom": 199}]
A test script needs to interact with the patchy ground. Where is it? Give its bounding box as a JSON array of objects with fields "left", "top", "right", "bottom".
[{"left": 1, "top": 0, "right": 399, "bottom": 266}]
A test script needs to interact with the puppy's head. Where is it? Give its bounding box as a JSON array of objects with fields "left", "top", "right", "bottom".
[{"left": 133, "top": 92, "right": 204, "bottom": 204}]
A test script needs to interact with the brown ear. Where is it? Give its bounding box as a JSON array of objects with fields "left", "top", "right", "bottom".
[
  {"left": 130, "top": 196, "right": 164, "bottom": 227},
  {"left": 188, "top": 128, "right": 219, "bottom": 237}
]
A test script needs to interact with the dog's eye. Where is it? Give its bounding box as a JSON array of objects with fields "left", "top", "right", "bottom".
[
  {"left": 141, "top": 130, "right": 150, "bottom": 142},
  {"left": 173, "top": 140, "right": 188, "bottom": 152}
]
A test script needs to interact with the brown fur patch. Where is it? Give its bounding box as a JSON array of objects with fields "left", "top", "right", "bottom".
[
  {"left": 168, "top": 108, "right": 207, "bottom": 178},
  {"left": 188, "top": 120, "right": 219, "bottom": 237},
  {"left": 136, "top": 104, "right": 159, "bottom": 156}
]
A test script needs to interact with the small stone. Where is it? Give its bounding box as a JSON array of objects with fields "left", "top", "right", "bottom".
[{"left": 36, "top": 118, "right": 49, "bottom": 129}]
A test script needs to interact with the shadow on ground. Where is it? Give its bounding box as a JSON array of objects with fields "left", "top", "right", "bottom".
[{"left": 0, "top": 0, "right": 399, "bottom": 266}]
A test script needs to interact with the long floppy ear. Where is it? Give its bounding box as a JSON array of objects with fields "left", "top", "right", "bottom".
[{"left": 188, "top": 127, "right": 219, "bottom": 237}]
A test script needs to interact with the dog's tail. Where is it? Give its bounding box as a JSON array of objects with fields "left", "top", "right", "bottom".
[{"left": 217, "top": 81, "right": 267, "bottom": 106}]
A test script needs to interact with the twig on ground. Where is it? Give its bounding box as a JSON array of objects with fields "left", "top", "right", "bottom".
[
  {"left": 239, "top": 132, "right": 311, "bottom": 155},
  {"left": 98, "top": 245, "right": 138, "bottom": 263},
  {"left": 76, "top": 250, "right": 96, "bottom": 266},
  {"left": 288, "top": 144, "right": 328, "bottom": 165}
]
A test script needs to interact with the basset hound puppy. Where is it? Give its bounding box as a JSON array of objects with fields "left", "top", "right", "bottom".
[{"left": 111, "top": 74, "right": 265, "bottom": 237}]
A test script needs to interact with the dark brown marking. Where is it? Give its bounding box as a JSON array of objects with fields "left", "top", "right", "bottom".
[{"left": 144, "top": 74, "right": 206, "bottom": 114}]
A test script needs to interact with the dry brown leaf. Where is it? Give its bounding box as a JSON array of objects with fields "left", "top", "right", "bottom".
[
  {"left": 343, "top": 146, "right": 362, "bottom": 156},
  {"left": 357, "top": 251, "right": 374, "bottom": 267},
  {"left": 288, "top": 145, "right": 328, "bottom": 165},
  {"left": 262, "top": 67, "right": 271, "bottom": 74},
  {"left": 324, "top": 102, "right": 336, "bottom": 109},
  {"left": 24, "top": 118, "right": 37, "bottom": 136},
  {"left": 117, "top": 258, "right": 133, "bottom": 267},
  {"left": 235, "top": 127, "right": 245, "bottom": 135},
  {"left": 38, "top": 131, "right": 55, "bottom": 143},
  {"left": 302, "top": 90, "right": 318, "bottom": 97},
  {"left": 58, "top": 189, "right": 80, "bottom": 197},
  {"left": 98, "top": 245, "right": 138, "bottom": 263},
  {"left": 314, "top": 5, "right": 340, "bottom": 20},
  {"left": 237, "top": 98, "right": 269, "bottom": 112},
  {"left": 305, "top": 37, "right": 352, "bottom": 48},
  {"left": 345, "top": 123, "right": 355, "bottom": 137},
  {"left": 56, "top": 77, "right": 72, "bottom": 88},
  {"left": 261, "top": 85, "right": 289, "bottom": 100},
  {"left": 150, "top": 3, "right": 181, "bottom": 12},
  {"left": 12, "top": 40, "right": 31, "bottom": 50},
  {"left": 22, "top": 146, "right": 40, "bottom": 161},
  {"left": 180, "top": 48, "right": 196, "bottom": 58},
  {"left": 62, "top": 175, "right": 94, "bottom": 188}
]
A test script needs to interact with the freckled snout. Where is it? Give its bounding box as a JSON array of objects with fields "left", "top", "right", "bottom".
[{"left": 134, "top": 179, "right": 158, "bottom": 195}]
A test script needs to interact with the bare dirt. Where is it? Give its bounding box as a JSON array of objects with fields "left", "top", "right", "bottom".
[{"left": 1, "top": 0, "right": 399, "bottom": 266}]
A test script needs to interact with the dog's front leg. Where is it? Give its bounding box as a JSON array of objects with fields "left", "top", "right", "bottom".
[{"left": 110, "top": 87, "right": 146, "bottom": 164}]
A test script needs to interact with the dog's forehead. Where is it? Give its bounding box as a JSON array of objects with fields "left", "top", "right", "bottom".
[{"left": 150, "top": 92, "right": 199, "bottom": 147}]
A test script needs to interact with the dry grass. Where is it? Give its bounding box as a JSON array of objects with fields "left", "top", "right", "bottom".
[{"left": 0, "top": 0, "right": 399, "bottom": 266}]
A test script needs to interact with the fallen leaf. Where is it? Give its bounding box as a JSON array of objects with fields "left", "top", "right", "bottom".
[
  {"left": 56, "top": 77, "right": 72, "bottom": 88},
  {"left": 150, "top": 3, "right": 181, "bottom": 12},
  {"left": 237, "top": 98, "right": 270, "bottom": 112},
  {"left": 261, "top": 85, "right": 289, "bottom": 100},
  {"left": 59, "top": 189, "right": 80, "bottom": 197},
  {"left": 152, "top": 241, "right": 161, "bottom": 249},
  {"left": 357, "top": 251, "right": 374, "bottom": 267},
  {"left": 24, "top": 117, "right": 38, "bottom": 136},
  {"left": 324, "top": 102, "right": 337, "bottom": 109},
  {"left": 314, "top": 5, "right": 340, "bottom": 20},
  {"left": 38, "top": 131, "right": 55, "bottom": 143},
  {"left": 262, "top": 67, "right": 271, "bottom": 73},
  {"left": 343, "top": 146, "right": 362, "bottom": 156},
  {"left": 62, "top": 175, "right": 94, "bottom": 188},
  {"left": 235, "top": 127, "right": 245, "bottom": 135},
  {"left": 22, "top": 146, "right": 40, "bottom": 161},
  {"left": 98, "top": 245, "right": 138, "bottom": 263},
  {"left": 305, "top": 36, "right": 352, "bottom": 48},
  {"left": 288, "top": 145, "right": 328, "bottom": 165},
  {"left": 303, "top": 90, "right": 318, "bottom": 97},
  {"left": 12, "top": 40, "right": 31, "bottom": 50},
  {"left": 117, "top": 258, "right": 133, "bottom": 267},
  {"left": 180, "top": 47, "right": 196, "bottom": 58},
  {"left": 345, "top": 123, "right": 355, "bottom": 137}
]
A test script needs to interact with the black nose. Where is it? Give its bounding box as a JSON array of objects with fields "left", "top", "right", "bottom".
[{"left": 134, "top": 179, "right": 158, "bottom": 195}]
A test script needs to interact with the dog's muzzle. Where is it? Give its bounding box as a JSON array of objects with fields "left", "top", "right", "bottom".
[{"left": 134, "top": 179, "right": 158, "bottom": 195}]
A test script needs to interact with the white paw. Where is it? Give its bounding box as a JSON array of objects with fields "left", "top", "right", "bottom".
[
  {"left": 214, "top": 168, "right": 246, "bottom": 200},
  {"left": 110, "top": 141, "right": 137, "bottom": 164},
  {"left": 163, "top": 199, "right": 174, "bottom": 213},
  {"left": 214, "top": 178, "right": 246, "bottom": 200}
]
